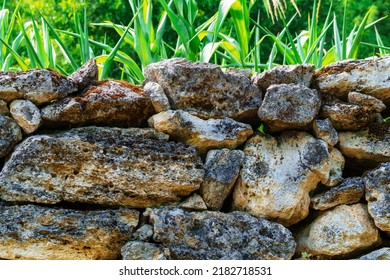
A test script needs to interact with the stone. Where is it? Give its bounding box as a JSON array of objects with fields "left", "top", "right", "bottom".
[
  {"left": 132, "top": 224, "right": 154, "bottom": 242},
  {"left": 0, "top": 69, "right": 76, "bottom": 105},
  {"left": 232, "top": 132, "right": 331, "bottom": 226},
  {"left": 0, "top": 100, "right": 9, "bottom": 115},
  {"left": 258, "top": 84, "right": 321, "bottom": 132},
  {"left": 121, "top": 241, "right": 170, "bottom": 260},
  {"left": 323, "top": 148, "right": 345, "bottom": 187},
  {"left": 0, "top": 127, "right": 204, "bottom": 207},
  {"left": 180, "top": 194, "right": 207, "bottom": 211},
  {"left": 41, "top": 80, "right": 154, "bottom": 128},
  {"left": 365, "top": 162, "right": 390, "bottom": 232},
  {"left": 143, "top": 81, "right": 171, "bottom": 112},
  {"left": 296, "top": 204, "right": 381, "bottom": 258},
  {"left": 147, "top": 207, "right": 296, "bottom": 260},
  {"left": 313, "top": 118, "right": 339, "bottom": 147},
  {"left": 144, "top": 58, "right": 261, "bottom": 122},
  {"left": 311, "top": 178, "right": 365, "bottom": 211},
  {"left": 359, "top": 248, "right": 390, "bottom": 260},
  {"left": 200, "top": 149, "right": 245, "bottom": 210},
  {"left": 252, "top": 64, "right": 315, "bottom": 92},
  {"left": 148, "top": 110, "right": 253, "bottom": 156},
  {"left": 348, "top": 91, "right": 386, "bottom": 112},
  {"left": 0, "top": 115, "right": 22, "bottom": 158},
  {"left": 0, "top": 204, "right": 139, "bottom": 260},
  {"left": 9, "top": 99, "right": 41, "bottom": 134},
  {"left": 68, "top": 58, "right": 98, "bottom": 92},
  {"left": 314, "top": 56, "right": 390, "bottom": 104}
]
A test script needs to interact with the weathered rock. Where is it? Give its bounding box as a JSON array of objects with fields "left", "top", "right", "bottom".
[
  {"left": 143, "top": 81, "right": 171, "bottom": 113},
  {"left": 148, "top": 110, "right": 253, "bottom": 155},
  {"left": 41, "top": 80, "right": 154, "bottom": 128},
  {"left": 252, "top": 64, "right": 315, "bottom": 92},
  {"left": 359, "top": 248, "right": 390, "bottom": 260},
  {"left": 132, "top": 224, "right": 154, "bottom": 242},
  {"left": 0, "top": 115, "right": 22, "bottom": 158},
  {"left": 348, "top": 91, "right": 386, "bottom": 112},
  {"left": 232, "top": 132, "right": 331, "bottom": 226},
  {"left": 314, "top": 56, "right": 390, "bottom": 104},
  {"left": 313, "top": 118, "right": 339, "bottom": 147},
  {"left": 0, "top": 69, "right": 76, "bottom": 105},
  {"left": 9, "top": 99, "right": 41, "bottom": 134},
  {"left": 121, "top": 241, "right": 171, "bottom": 260},
  {"left": 0, "top": 127, "right": 204, "bottom": 207},
  {"left": 144, "top": 58, "right": 261, "bottom": 122},
  {"left": 323, "top": 148, "right": 345, "bottom": 187},
  {"left": 179, "top": 193, "right": 207, "bottom": 211},
  {"left": 311, "top": 178, "right": 365, "bottom": 211},
  {"left": 147, "top": 207, "right": 296, "bottom": 260},
  {"left": 0, "top": 100, "right": 8, "bottom": 115},
  {"left": 258, "top": 84, "right": 321, "bottom": 132},
  {"left": 365, "top": 162, "right": 390, "bottom": 232},
  {"left": 200, "top": 149, "right": 245, "bottom": 210},
  {"left": 0, "top": 204, "right": 139, "bottom": 260},
  {"left": 68, "top": 58, "right": 98, "bottom": 92},
  {"left": 296, "top": 204, "right": 381, "bottom": 258}
]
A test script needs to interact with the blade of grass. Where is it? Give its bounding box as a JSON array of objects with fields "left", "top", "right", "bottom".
[{"left": 0, "top": 36, "right": 28, "bottom": 70}]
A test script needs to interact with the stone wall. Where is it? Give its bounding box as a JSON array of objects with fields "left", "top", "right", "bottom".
[{"left": 0, "top": 56, "right": 389, "bottom": 260}]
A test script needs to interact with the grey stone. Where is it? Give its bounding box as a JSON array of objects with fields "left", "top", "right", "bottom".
[
  {"left": 0, "top": 115, "right": 22, "bottom": 158},
  {"left": 0, "top": 100, "right": 8, "bottom": 115},
  {"left": 132, "top": 224, "right": 154, "bottom": 242},
  {"left": 323, "top": 148, "right": 345, "bottom": 187},
  {"left": 180, "top": 193, "right": 207, "bottom": 211},
  {"left": 68, "top": 58, "right": 98, "bottom": 92},
  {"left": 143, "top": 81, "right": 171, "bottom": 112},
  {"left": 359, "top": 248, "right": 390, "bottom": 260},
  {"left": 9, "top": 99, "right": 41, "bottom": 134},
  {"left": 313, "top": 118, "right": 339, "bottom": 147},
  {"left": 348, "top": 91, "right": 386, "bottom": 112},
  {"left": 121, "top": 241, "right": 171, "bottom": 260}
]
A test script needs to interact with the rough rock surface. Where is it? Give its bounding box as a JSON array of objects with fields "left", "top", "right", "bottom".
[
  {"left": 0, "top": 115, "right": 22, "bottom": 158},
  {"left": 68, "top": 58, "right": 98, "bottom": 92},
  {"left": 296, "top": 204, "right": 381, "bottom": 258},
  {"left": 359, "top": 248, "right": 390, "bottom": 260},
  {"left": 144, "top": 58, "right": 261, "bottom": 122},
  {"left": 252, "top": 64, "right": 315, "bottom": 92},
  {"left": 132, "top": 224, "right": 154, "bottom": 242},
  {"left": 258, "top": 84, "right": 321, "bottom": 132},
  {"left": 323, "top": 148, "right": 345, "bottom": 187},
  {"left": 311, "top": 178, "right": 365, "bottom": 211},
  {"left": 200, "top": 149, "right": 245, "bottom": 210},
  {"left": 121, "top": 241, "right": 171, "bottom": 260},
  {"left": 313, "top": 118, "right": 339, "bottom": 147},
  {"left": 0, "top": 127, "right": 204, "bottom": 207},
  {"left": 0, "top": 69, "right": 76, "bottom": 105},
  {"left": 9, "top": 99, "right": 41, "bottom": 134},
  {"left": 365, "top": 162, "right": 390, "bottom": 232},
  {"left": 314, "top": 56, "right": 390, "bottom": 104},
  {"left": 0, "top": 100, "right": 8, "bottom": 115},
  {"left": 348, "top": 91, "right": 386, "bottom": 112},
  {"left": 179, "top": 194, "right": 207, "bottom": 211},
  {"left": 143, "top": 81, "right": 171, "bottom": 113},
  {"left": 41, "top": 80, "right": 154, "bottom": 128},
  {"left": 232, "top": 132, "right": 331, "bottom": 226},
  {"left": 147, "top": 207, "right": 296, "bottom": 260},
  {"left": 0, "top": 204, "right": 139, "bottom": 260},
  {"left": 148, "top": 110, "right": 253, "bottom": 155}
]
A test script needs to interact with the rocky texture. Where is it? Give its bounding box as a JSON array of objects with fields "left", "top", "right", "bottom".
[
  {"left": 314, "top": 56, "right": 390, "bottom": 104},
  {"left": 121, "top": 241, "right": 171, "bottom": 260},
  {"left": 144, "top": 58, "right": 261, "bottom": 122},
  {"left": 323, "top": 148, "right": 345, "bottom": 187},
  {"left": 365, "top": 162, "right": 390, "bottom": 232},
  {"left": 147, "top": 207, "right": 296, "bottom": 260},
  {"left": 179, "top": 194, "right": 207, "bottom": 211},
  {"left": 9, "top": 99, "right": 41, "bottom": 134},
  {"left": 68, "top": 58, "right": 98, "bottom": 92},
  {"left": 200, "top": 149, "right": 244, "bottom": 210},
  {"left": 41, "top": 80, "right": 154, "bottom": 128},
  {"left": 296, "top": 204, "right": 381, "bottom": 258},
  {"left": 0, "top": 204, "right": 139, "bottom": 260},
  {"left": 143, "top": 81, "right": 171, "bottom": 113},
  {"left": 0, "top": 115, "right": 22, "bottom": 158},
  {"left": 0, "top": 100, "right": 8, "bottom": 115},
  {"left": 0, "top": 127, "right": 204, "bottom": 207},
  {"left": 252, "top": 64, "right": 315, "bottom": 92},
  {"left": 311, "top": 178, "right": 365, "bottom": 211},
  {"left": 359, "top": 248, "right": 390, "bottom": 260},
  {"left": 348, "top": 91, "right": 386, "bottom": 112},
  {"left": 132, "top": 224, "right": 154, "bottom": 242},
  {"left": 232, "top": 132, "right": 331, "bottom": 226},
  {"left": 148, "top": 110, "right": 253, "bottom": 155},
  {"left": 0, "top": 69, "right": 76, "bottom": 105},
  {"left": 258, "top": 84, "right": 321, "bottom": 132},
  {"left": 313, "top": 118, "right": 339, "bottom": 147}
]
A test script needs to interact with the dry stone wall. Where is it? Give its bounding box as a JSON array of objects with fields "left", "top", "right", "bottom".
[{"left": 0, "top": 56, "right": 389, "bottom": 260}]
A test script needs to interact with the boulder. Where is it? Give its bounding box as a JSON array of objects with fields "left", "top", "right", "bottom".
[
  {"left": 0, "top": 100, "right": 8, "bottom": 115},
  {"left": 323, "top": 148, "right": 345, "bottom": 187},
  {"left": 132, "top": 224, "right": 154, "bottom": 242},
  {"left": 144, "top": 58, "right": 261, "bottom": 122},
  {"left": 0, "top": 127, "right": 204, "bottom": 207},
  {"left": 9, "top": 99, "right": 41, "bottom": 134},
  {"left": 359, "top": 248, "right": 390, "bottom": 260},
  {"left": 179, "top": 194, "right": 207, "bottom": 211},
  {"left": 312, "top": 118, "right": 339, "bottom": 147},
  {"left": 0, "top": 204, "right": 139, "bottom": 260},
  {"left": 147, "top": 207, "right": 296, "bottom": 260},
  {"left": 232, "top": 132, "right": 331, "bottom": 226},
  {"left": 143, "top": 81, "right": 171, "bottom": 113},
  {"left": 0, "top": 115, "right": 22, "bottom": 158},
  {"left": 121, "top": 241, "right": 171, "bottom": 260},
  {"left": 68, "top": 58, "right": 98, "bottom": 92}
]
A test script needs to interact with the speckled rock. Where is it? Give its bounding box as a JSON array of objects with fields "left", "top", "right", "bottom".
[
  {"left": 348, "top": 91, "right": 386, "bottom": 112},
  {"left": 132, "top": 224, "right": 154, "bottom": 242},
  {"left": 0, "top": 100, "right": 8, "bottom": 115},
  {"left": 68, "top": 58, "right": 98, "bottom": 92},
  {"left": 314, "top": 56, "right": 390, "bottom": 105},
  {"left": 179, "top": 194, "right": 207, "bottom": 211},
  {"left": 144, "top": 58, "right": 261, "bottom": 122},
  {"left": 313, "top": 118, "right": 339, "bottom": 147},
  {"left": 365, "top": 162, "right": 390, "bottom": 232},
  {"left": 147, "top": 207, "right": 296, "bottom": 260},
  {"left": 121, "top": 241, "right": 171, "bottom": 260},
  {"left": 0, "top": 127, "right": 204, "bottom": 207},
  {"left": 232, "top": 132, "right": 331, "bottom": 226},
  {"left": 200, "top": 149, "right": 244, "bottom": 210},
  {"left": 148, "top": 110, "right": 253, "bottom": 155},
  {"left": 0, "top": 204, "right": 139, "bottom": 260},
  {"left": 0, "top": 69, "right": 76, "bottom": 105},
  {"left": 143, "top": 81, "right": 171, "bottom": 112},
  {"left": 252, "top": 64, "right": 315, "bottom": 92},
  {"left": 323, "top": 148, "right": 345, "bottom": 187},
  {"left": 258, "top": 84, "right": 321, "bottom": 132},
  {"left": 41, "top": 80, "right": 154, "bottom": 128},
  {"left": 0, "top": 115, "right": 22, "bottom": 158},
  {"left": 359, "top": 248, "right": 390, "bottom": 260},
  {"left": 9, "top": 99, "right": 41, "bottom": 134},
  {"left": 311, "top": 178, "right": 365, "bottom": 211},
  {"left": 296, "top": 204, "right": 381, "bottom": 258}
]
